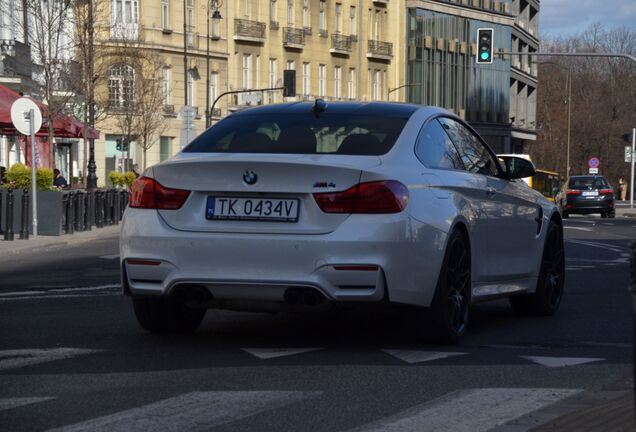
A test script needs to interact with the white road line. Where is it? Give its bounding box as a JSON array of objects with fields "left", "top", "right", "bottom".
[
  {"left": 0, "top": 293, "right": 119, "bottom": 302},
  {"left": 564, "top": 226, "right": 593, "bottom": 232},
  {"left": 0, "top": 285, "right": 120, "bottom": 298},
  {"left": 0, "top": 348, "right": 103, "bottom": 371},
  {"left": 241, "top": 347, "right": 323, "bottom": 359},
  {"left": 566, "top": 239, "right": 628, "bottom": 252},
  {"left": 521, "top": 356, "right": 604, "bottom": 367},
  {"left": 46, "top": 391, "right": 320, "bottom": 432},
  {"left": 583, "top": 341, "right": 632, "bottom": 348},
  {"left": 382, "top": 350, "right": 468, "bottom": 364},
  {"left": 0, "top": 397, "right": 55, "bottom": 412},
  {"left": 348, "top": 388, "right": 580, "bottom": 432}
]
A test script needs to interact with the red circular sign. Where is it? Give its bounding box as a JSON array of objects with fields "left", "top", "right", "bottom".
[{"left": 588, "top": 157, "right": 600, "bottom": 168}]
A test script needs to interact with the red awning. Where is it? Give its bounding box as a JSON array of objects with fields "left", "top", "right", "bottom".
[{"left": 0, "top": 84, "right": 99, "bottom": 139}]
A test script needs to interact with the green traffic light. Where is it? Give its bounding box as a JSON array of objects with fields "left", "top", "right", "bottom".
[{"left": 480, "top": 52, "right": 490, "bottom": 60}]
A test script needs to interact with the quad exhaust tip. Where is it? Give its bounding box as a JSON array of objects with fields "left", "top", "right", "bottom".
[{"left": 284, "top": 288, "right": 326, "bottom": 307}]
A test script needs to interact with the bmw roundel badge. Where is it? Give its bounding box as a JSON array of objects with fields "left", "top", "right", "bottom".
[{"left": 243, "top": 170, "right": 258, "bottom": 185}]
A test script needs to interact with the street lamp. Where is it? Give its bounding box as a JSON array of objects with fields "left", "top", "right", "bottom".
[
  {"left": 387, "top": 83, "right": 421, "bottom": 102},
  {"left": 536, "top": 61, "right": 572, "bottom": 179},
  {"left": 206, "top": 0, "right": 223, "bottom": 128}
]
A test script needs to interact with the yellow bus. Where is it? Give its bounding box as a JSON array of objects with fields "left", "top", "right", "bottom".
[{"left": 498, "top": 154, "right": 562, "bottom": 202}]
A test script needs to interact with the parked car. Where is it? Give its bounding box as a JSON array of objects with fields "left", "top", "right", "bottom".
[
  {"left": 556, "top": 175, "right": 615, "bottom": 218},
  {"left": 120, "top": 101, "right": 564, "bottom": 343}
]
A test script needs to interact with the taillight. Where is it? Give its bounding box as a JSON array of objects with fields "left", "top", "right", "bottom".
[
  {"left": 566, "top": 189, "right": 581, "bottom": 196},
  {"left": 129, "top": 176, "right": 190, "bottom": 210},
  {"left": 600, "top": 189, "right": 614, "bottom": 195},
  {"left": 313, "top": 180, "right": 409, "bottom": 214}
]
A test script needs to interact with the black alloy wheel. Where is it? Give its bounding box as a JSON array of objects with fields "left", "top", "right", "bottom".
[
  {"left": 429, "top": 229, "right": 471, "bottom": 343},
  {"left": 510, "top": 220, "right": 565, "bottom": 316}
]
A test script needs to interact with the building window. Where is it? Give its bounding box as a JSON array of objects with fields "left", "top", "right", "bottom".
[
  {"left": 347, "top": 68, "right": 355, "bottom": 99},
  {"left": 161, "top": 0, "right": 169, "bottom": 29},
  {"left": 382, "top": 70, "right": 387, "bottom": 100},
  {"left": 242, "top": 54, "right": 252, "bottom": 89},
  {"left": 210, "top": 72, "right": 218, "bottom": 109},
  {"left": 268, "top": 58, "right": 277, "bottom": 103},
  {"left": 349, "top": 6, "right": 356, "bottom": 37},
  {"left": 303, "top": 0, "right": 309, "bottom": 28},
  {"left": 162, "top": 67, "right": 170, "bottom": 105},
  {"left": 373, "top": 69, "right": 380, "bottom": 100},
  {"left": 110, "top": 0, "right": 139, "bottom": 38},
  {"left": 108, "top": 64, "right": 135, "bottom": 108},
  {"left": 243, "top": 0, "right": 251, "bottom": 18},
  {"left": 186, "top": 0, "right": 194, "bottom": 46},
  {"left": 319, "top": 1, "right": 326, "bottom": 32},
  {"left": 160, "top": 136, "right": 172, "bottom": 162},
  {"left": 373, "top": 9, "right": 381, "bottom": 40},
  {"left": 302, "top": 62, "right": 311, "bottom": 96},
  {"left": 335, "top": 3, "right": 342, "bottom": 34},
  {"left": 187, "top": 69, "right": 196, "bottom": 107},
  {"left": 270, "top": 0, "right": 277, "bottom": 23},
  {"left": 334, "top": 66, "right": 341, "bottom": 99},
  {"left": 318, "top": 64, "right": 326, "bottom": 97},
  {"left": 287, "top": 0, "right": 294, "bottom": 26}
]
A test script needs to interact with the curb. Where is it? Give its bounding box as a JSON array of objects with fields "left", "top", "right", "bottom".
[{"left": 0, "top": 228, "right": 120, "bottom": 257}]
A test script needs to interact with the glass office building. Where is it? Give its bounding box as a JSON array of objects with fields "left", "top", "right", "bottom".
[{"left": 406, "top": 6, "right": 513, "bottom": 153}]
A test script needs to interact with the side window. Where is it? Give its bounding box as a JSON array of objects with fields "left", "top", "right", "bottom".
[
  {"left": 415, "top": 119, "right": 464, "bottom": 170},
  {"left": 439, "top": 117, "right": 499, "bottom": 177}
]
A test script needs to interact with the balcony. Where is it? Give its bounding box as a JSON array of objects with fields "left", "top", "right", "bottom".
[
  {"left": 367, "top": 40, "right": 393, "bottom": 61},
  {"left": 373, "top": 0, "right": 389, "bottom": 4},
  {"left": 163, "top": 104, "right": 175, "bottom": 115},
  {"left": 186, "top": 26, "right": 199, "bottom": 48},
  {"left": 303, "top": 27, "right": 312, "bottom": 35},
  {"left": 319, "top": 29, "right": 328, "bottom": 38},
  {"left": 110, "top": 22, "right": 139, "bottom": 40},
  {"left": 330, "top": 34, "right": 353, "bottom": 55},
  {"left": 283, "top": 27, "right": 305, "bottom": 49},
  {"left": 270, "top": 20, "right": 279, "bottom": 30},
  {"left": 0, "top": 39, "right": 32, "bottom": 78},
  {"left": 234, "top": 18, "right": 266, "bottom": 43}
]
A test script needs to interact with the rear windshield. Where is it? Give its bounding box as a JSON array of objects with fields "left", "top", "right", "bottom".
[
  {"left": 183, "top": 113, "right": 408, "bottom": 155},
  {"left": 568, "top": 177, "right": 609, "bottom": 189}
]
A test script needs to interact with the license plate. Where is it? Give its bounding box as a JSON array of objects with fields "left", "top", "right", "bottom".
[
  {"left": 206, "top": 197, "right": 300, "bottom": 222},
  {"left": 582, "top": 191, "right": 598, "bottom": 197}
]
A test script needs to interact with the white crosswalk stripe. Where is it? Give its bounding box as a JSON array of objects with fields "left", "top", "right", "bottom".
[
  {"left": 241, "top": 347, "right": 324, "bottom": 359},
  {"left": 382, "top": 349, "right": 468, "bottom": 364},
  {"left": 0, "top": 348, "right": 103, "bottom": 371},
  {"left": 0, "top": 397, "right": 55, "bottom": 412},
  {"left": 521, "top": 356, "right": 605, "bottom": 367},
  {"left": 348, "top": 388, "right": 580, "bottom": 432},
  {"left": 46, "top": 391, "right": 321, "bottom": 432}
]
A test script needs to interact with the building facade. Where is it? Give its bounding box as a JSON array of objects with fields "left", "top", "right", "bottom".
[{"left": 405, "top": 0, "right": 538, "bottom": 154}]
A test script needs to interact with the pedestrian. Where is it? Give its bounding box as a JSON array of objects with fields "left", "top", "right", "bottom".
[
  {"left": 619, "top": 177, "right": 627, "bottom": 201},
  {"left": 53, "top": 169, "right": 68, "bottom": 189}
]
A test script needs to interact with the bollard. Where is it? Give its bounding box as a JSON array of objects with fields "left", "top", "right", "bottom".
[
  {"left": 104, "top": 190, "right": 111, "bottom": 225},
  {"left": 0, "top": 191, "right": 3, "bottom": 235},
  {"left": 75, "top": 191, "right": 84, "bottom": 232},
  {"left": 108, "top": 190, "right": 114, "bottom": 225},
  {"left": 66, "top": 191, "right": 75, "bottom": 235},
  {"left": 113, "top": 189, "right": 120, "bottom": 224},
  {"left": 95, "top": 191, "right": 104, "bottom": 228},
  {"left": 19, "top": 188, "right": 29, "bottom": 239},
  {"left": 61, "top": 193, "right": 68, "bottom": 234},
  {"left": 85, "top": 191, "right": 92, "bottom": 231},
  {"left": 631, "top": 241, "right": 636, "bottom": 416},
  {"left": 4, "top": 189, "right": 14, "bottom": 241},
  {"left": 120, "top": 191, "right": 128, "bottom": 219}
]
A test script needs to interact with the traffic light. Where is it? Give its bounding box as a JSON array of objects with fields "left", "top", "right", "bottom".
[
  {"left": 622, "top": 132, "right": 634, "bottom": 143},
  {"left": 476, "top": 28, "right": 494, "bottom": 64},
  {"left": 283, "top": 69, "right": 296, "bottom": 97},
  {"left": 115, "top": 138, "right": 122, "bottom": 151}
]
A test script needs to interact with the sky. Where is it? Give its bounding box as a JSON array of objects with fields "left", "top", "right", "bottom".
[{"left": 540, "top": 0, "right": 636, "bottom": 37}]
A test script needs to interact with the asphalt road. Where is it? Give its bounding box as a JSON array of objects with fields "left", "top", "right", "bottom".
[{"left": 0, "top": 215, "right": 634, "bottom": 431}]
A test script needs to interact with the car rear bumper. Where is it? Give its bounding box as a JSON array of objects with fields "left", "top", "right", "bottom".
[
  {"left": 565, "top": 197, "right": 614, "bottom": 213},
  {"left": 120, "top": 209, "right": 446, "bottom": 308}
]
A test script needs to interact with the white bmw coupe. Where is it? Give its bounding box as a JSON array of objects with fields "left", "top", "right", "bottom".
[{"left": 120, "top": 101, "right": 564, "bottom": 343}]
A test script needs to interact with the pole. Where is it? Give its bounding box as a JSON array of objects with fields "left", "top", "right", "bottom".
[
  {"left": 183, "top": 0, "right": 189, "bottom": 108},
  {"left": 566, "top": 67, "right": 571, "bottom": 179},
  {"left": 29, "top": 109, "right": 37, "bottom": 238},
  {"left": 205, "top": 1, "right": 211, "bottom": 128},
  {"left": 208, "top": 87, "right": 284, "bottom": 126},
  {"left": 86, "top": 0, "right": 97, "bottom": 189},
  {"left": 631, "top": 128, "right": 635, "bottom": 209}
]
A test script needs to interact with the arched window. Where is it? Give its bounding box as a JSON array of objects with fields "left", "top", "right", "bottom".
[{"left": 108, "top": 64, "right": 135, "bottom": 109}]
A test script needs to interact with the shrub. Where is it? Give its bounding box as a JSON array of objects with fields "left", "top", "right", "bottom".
[
  {"left": 124, "top": 171, "right": 137, "bottom": 188},
  {"left": 1, "top": 164, "right": 55, "bottom": 190},
  {"left": 108, "top": 171, "right": 126, "bottom": 188},
  {"left": 37, "top": 168, "right": 54, "bottom": 190}
]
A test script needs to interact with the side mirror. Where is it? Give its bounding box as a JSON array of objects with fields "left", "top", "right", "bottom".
[{"left": 497, "top": 155, "right": 537, "bottom": 180}]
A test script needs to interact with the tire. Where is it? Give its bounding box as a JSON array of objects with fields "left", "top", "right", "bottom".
[
  {"left": 427, "top": 229, "right": 472, "bottom": 344},
  {"left": 561, "top": 210, "right": 569, "bottom": 219},
  {"left": 601, "top": 212, "right": 608, "bottom": 218},
  {"left": 132, "top": 296, "right": 206, "bottom": 334},
  {"left": 510, "top": 220, "right": 565, "bottom": 316},
  {"left": 608, "top": 210, "right": 616, "bottom": 218}
]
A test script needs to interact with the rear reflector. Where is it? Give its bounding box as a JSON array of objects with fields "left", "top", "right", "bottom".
[
  {"left": 566, "top": 189, "right": 581, "bottom": 196},
  {"left": 334, "top": 265, "right": 379, "bottom": 271},
  {"left": 600, "top": 189, "right": 614, "bottom": 194},
  {"left": 129, "top": 176, "right": 190, "bottom": 210},
  {"left": 127, "top": 259, "right": 161, "bottom": 266},
  {"left": 313, "top": 180, "right": 408, "bottom": 214}
]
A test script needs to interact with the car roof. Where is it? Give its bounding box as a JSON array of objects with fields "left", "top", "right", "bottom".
[{"left": 229, "top": 101, "right": 437, "bottom": 119}]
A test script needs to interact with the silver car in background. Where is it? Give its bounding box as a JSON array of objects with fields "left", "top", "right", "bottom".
[{"left": 120, "top": 101, "right": 564, "bottom": 343}]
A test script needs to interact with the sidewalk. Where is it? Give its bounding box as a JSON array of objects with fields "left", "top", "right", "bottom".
[
  {"left": 530, "top": 377, "right": 635, "bottom": 432},
  {"left": 616, "top": 202, "right": 636, "bottom": 218},
  {"left": 0, "top": 224, "right": 120, "bottom": 256}
]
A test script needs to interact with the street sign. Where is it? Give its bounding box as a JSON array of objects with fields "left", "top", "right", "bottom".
[
  {"left": 589, "top": 167, "right": 599, "bottom": 174},
  {"left": 626, "top": 146, "right": 633, "bottom": 163},
  {"left": 10, "top": 98, "right": 42, "bottom": 135},
  {"left": 588, "top": 157, "right": 600, "bottom": 169}
]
